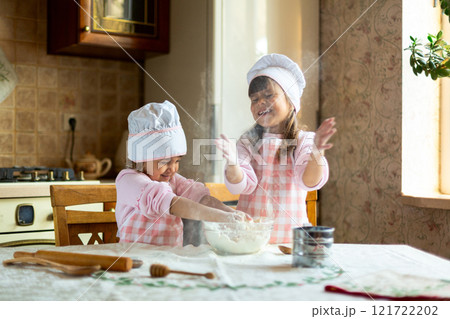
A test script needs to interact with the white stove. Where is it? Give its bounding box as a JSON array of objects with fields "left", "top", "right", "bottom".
[{"left": 0, "top": 167, "right": 101, "bottom": 247}]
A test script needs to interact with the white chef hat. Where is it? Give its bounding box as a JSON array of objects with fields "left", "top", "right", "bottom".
[
  {"left": 247, "top": 53, "right": 306, "bottom": 113},
  {"left": 127, "top": 101, "right": 187, "bottom": 162}
]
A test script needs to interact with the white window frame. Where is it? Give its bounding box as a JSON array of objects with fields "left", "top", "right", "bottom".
[
  {"left": 401, "top": 0, "right": 450, "bottom": 208},
  {"left": 440, "top": 15, "right": 450, "bottom": 194}
]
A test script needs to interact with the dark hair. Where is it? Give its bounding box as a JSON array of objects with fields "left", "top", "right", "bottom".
[
  {"left": 126, "top": 158, "right": 145, "bottom": 172},
  {"left": 245, "top": 76, "right": 300, "bottom": 159},
  {"left": 248, "top": 76, "right": 274, "bottom": 96}
]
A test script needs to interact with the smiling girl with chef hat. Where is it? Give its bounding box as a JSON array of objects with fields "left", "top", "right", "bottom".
[
  {"left": 115, "top": 101, "right": 248, "bottom": 246},
  {"left": 215, "top": 54, "right": 336, "bottom": 244}
]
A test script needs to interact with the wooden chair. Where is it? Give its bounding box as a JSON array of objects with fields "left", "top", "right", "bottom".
[
  {"left": 204, "top": 183, "right": 240, "bottom": 208},
  {"left": 50, "top": 184, "right": 119, "bottom": 246},
  {"left": 205, "top": 183, "right": 318, "bottom": 226},
  {"left": 305, "top": 190, "right": 318, "bottom": 226}
]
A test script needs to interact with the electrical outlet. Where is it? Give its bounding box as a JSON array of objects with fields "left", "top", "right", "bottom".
[{"left": 63, "top": 113, "right": 78, "bottom": 131}]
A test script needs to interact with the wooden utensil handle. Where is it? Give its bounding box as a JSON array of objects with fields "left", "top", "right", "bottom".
[
  {"left": 171, "top": 270, "right": 215, "bottom": 279},
  {"left": 278, "top": 245, "right": 292, "bottom": 255},
  {"left": 4, "top": 256, "right": 59, "bottom": 268},
  {"left": 14, "top": 251, "right": 35, "bottom": 258},
  {"left": 14, "top": 250, "right": 132, "bottom": 272},
  {"left": 171, "top": 270, "right": 202, "bottom": 276},
  {"left": 4, "top": 257, "right": 101, "bottom": 276}
]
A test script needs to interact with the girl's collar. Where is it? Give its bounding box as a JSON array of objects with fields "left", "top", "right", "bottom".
[{"left": 262, "top": 132, "right": 283, "bottom": 138}]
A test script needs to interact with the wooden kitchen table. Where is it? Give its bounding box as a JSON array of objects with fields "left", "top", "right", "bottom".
[{"left": 0, "top": 243, "right": 449, "bottom": 301}]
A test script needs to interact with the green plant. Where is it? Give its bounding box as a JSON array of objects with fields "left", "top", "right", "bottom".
[
  {"left": 441, "top": 0, "right": 450, "bottom": 22},
  {"left": 405, "top": 31, "right": 450, "bottom": 80},
  {"left": 404, "top": 1, "right": 450, "bottom": 79}
]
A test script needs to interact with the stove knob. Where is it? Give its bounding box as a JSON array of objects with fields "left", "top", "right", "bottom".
[
  {"left": 64, "top": 171, "right": 70, "bottom": 181},
  {"left": 49, "top": 171, "right": 55, "bottom": 181},
  {"left": 80, "top": 171, "right": 85, "bottom": 181}
]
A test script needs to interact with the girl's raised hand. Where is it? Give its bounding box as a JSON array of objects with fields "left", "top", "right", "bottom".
[
  {"left": 314, "top": 117, "right": 337, "bottom": 152},
  {"left": 215, "top": 134, "right": 238, "bottom": 166}
]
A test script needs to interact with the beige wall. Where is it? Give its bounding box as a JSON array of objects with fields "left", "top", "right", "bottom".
[
  {"left": 0, "top": 0, "right": 142, "bottom": 177},
  {"left": 217, "top": 0, "right": 319, "bottom": 140},
  {"left": 266, "top": 0, "right": 319, "bottom": 131},
  {"left": 145, "top": 0, "right": 320, "bottom": 182},
  {"left": 144, "top": 0, "right": 213, "bottom": 181},
  {"left": 298, "top": 0, "right": 319, "bottom": 131},
  {"left": 319, "top": 0, "right": 450, "bottom": 258}
]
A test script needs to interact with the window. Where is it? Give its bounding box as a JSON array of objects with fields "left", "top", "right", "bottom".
[
  {"left": 440, "top": 15, "right": 450, "bottom": 194},
  {"left": 402, "top": 0, "right": 450, "bottom": 207},
  {"left": 211, "top": 0, "right": 319, "bottom": 182}
]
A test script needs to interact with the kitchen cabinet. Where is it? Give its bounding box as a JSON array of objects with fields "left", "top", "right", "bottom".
[{"left": 47, "top": 0, "right": 169, "bottom": 61}]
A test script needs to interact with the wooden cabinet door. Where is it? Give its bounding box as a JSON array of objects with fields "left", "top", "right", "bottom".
[{"left": 48, "top": 0, "right": 170, "bottom": 61}]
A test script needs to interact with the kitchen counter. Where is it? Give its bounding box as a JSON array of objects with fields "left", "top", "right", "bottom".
[
  {"left": 100, "top": 179, "right": 116, "bottom": 184},
  {"left": 0, "top": 180, "right": 101, "bottom": 198},
  {"left": 1, "top": 243, "right": 449, "bottom": 301}
]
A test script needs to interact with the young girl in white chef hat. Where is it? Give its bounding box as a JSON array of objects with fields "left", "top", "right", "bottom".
[
  {"left": 115, "top": 101, "right": 248, "bottom": 246},
  {"left": 215, "top": 53, "right": 336, "bottom": 244}
]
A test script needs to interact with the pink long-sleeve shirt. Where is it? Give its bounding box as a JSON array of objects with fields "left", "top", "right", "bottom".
[
  {"left": 225, "top": 131, "right": 329, "bottom": 243},
  {"left": 115, "top": 169, "right": 210, "bottom": 246}
]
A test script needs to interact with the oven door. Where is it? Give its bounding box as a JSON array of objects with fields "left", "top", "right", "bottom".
[
  {"left": 0, "top": 232, "right": 55, "bottom": 247},
  {"left": 0, "top": 197, "right": 105, "bottom": 247},
  {"left": 0, "top": 197, "right": 55, "bottom": 247}
]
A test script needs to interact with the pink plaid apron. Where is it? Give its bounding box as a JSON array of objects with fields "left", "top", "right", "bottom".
[
  {"left": 236, "top": 135, "right": 309, "bottom": 244},
  {"left": 116, "top": 170, "right": 209, "bottom": 246},
  {"left": 118, "top": 210, "right": 184, "bottom": 246}
]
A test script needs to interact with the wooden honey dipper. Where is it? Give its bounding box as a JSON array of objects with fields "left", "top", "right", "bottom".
[{"left": 150, "top": 264, "right": 215, "bottom": 280}]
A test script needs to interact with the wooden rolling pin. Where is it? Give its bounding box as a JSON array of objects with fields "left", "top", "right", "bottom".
[{"left": 13, "top": 250, "right": 132, "bottom": 272}]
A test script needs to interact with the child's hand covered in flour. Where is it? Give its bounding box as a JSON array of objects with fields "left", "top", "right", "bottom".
[
  {"left": 314, "top": 117, "right": 337, "bottom": 152},
  {"left": 226, "top": 210, "right": 253, "bottom": 222},
  {"left": 215, "top": 134, "right": 238, "bottom": 166}
]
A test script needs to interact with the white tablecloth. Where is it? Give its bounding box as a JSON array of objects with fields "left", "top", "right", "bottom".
[{"left": 0, "top": 243, "right": 449, "bottom": 301}]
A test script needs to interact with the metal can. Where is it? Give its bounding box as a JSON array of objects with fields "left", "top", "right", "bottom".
[{"left": 292, "top": 226, "right": 334, "bottom": 268}]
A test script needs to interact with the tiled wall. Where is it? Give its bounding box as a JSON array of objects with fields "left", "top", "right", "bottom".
[
  {"left": 319, "top": 0, "right": 450, "bottom": 259},
  {"left": 0, "top": 0, "right": 143, "bottom": 176}
]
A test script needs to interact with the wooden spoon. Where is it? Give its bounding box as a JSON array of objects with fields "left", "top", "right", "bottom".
[
  {"left": 3, "top": 257, "right": 101, "bottom": 276},
  {"left": 278, "top": 245, "right": 292, "bottom": 255},
  {"left": 150, "top": 263, "right": 215, "bottom": 280}
]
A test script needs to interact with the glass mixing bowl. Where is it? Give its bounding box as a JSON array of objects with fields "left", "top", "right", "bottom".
[{"left": 202, "top": 218, "right": 274, "bottom": 255}]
